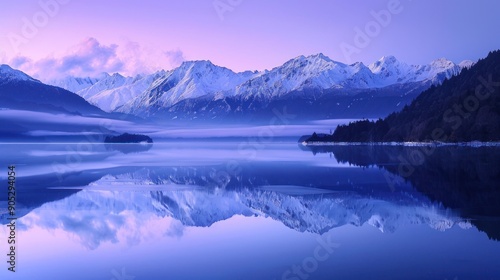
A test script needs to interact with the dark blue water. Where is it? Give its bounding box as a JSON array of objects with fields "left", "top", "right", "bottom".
[{"left": 1, "top": 141, "right": 499, "bottom": 279}]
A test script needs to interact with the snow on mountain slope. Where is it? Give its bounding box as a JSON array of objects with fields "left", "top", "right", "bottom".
[
  {"left": 45, "top": 72, "right": 166, "bottom": 112},
  {"left": 233, "top": 54, "right": 468, "bottom": 99},
  {"left": 0, "top": 64, "right": 39, "bottom": 83},
  {"left": 412, "top": 58, "right": 463, "bottom": 83},
  {"left": 341, "top": 61, "right": 377, "bottom": 88},
  {"left": 47, "top": 76, "right": 101, "bottom": 93},
  {"left": 233, "top": 54, "right": 362, "bottom": 99},
  {"left": 77, "top": 73, "right": 126, "bottom": 100},
  {"left": 79, "top": 71, "right": 166, "bottom": 112},
  {"left": 459, "top": 60, "right": 475, "bottom": 69},
  {"left": 368, "top": 55, "right": 414, "bottom": 85},
  {"left": 118, "top": 60, "right": 259, "bottom": 114},
  {"left": 368, "top": 56, "right": 465, "bottom": 86}
]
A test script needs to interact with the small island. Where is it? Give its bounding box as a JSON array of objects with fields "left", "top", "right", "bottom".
[{"left": 104, "top": 133, "right": 153, "bottom": 144}]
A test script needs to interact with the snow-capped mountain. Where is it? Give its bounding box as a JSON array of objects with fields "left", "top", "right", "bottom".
[
  {"left": 230, "top": 54, "right": 468, "bottom": 99},
  {"left": 78, "top": 71, "right": 166, "bottom": 112},
  {"left": 47, "top": 75, "right": 101, "bottom": 94},
  {"left": 368, "top": 56, "right": 465, "bottom": 85},
  {"left": 77, "top": 73, "right": 125, "bottom": 99},
  {"left": 118, "top": 60, "right": 258, "bottom": 115},
  {"left": 232, "top": 54, "right": 356, "bottom": 99},
  {"left": 0, "top": 64, "right": 40, "bottom": 83},
  {"left": 47, "top": 71, "right": 168, "bottom": 112}
]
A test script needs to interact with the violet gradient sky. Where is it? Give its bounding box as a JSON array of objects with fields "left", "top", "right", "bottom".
[{"left": 0, "top": 0, "right": 499, "bottom": 80}]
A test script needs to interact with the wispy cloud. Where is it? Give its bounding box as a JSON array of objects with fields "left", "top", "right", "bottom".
[
  {"left": 59, "top": 38, "right": 124, "bottom": 73},
  {"left": 7, "top": 37, "right": 186, "bottom": 81},
  {"left": 164, "top": 49, "right": 186, "bottom": 68},
  {"left": 9, "top": 56, "right": 31, "bottom": 68},
  {"left": 117, "top": 41, "right": 185, "bottom": 76},
  {"left": 0, "top": 50, "right": 7, "bottom": 64}
]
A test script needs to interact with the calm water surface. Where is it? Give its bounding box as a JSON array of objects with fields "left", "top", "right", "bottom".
[{"left": 0, "top": 141, "right": 499, "bottom": 280}]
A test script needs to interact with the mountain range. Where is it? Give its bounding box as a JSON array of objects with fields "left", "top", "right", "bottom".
[
  {"left": 41, "top": 54, "right": 473, "bottom": 121},
  {"left": 26, "top": 182, "right": 465, "bottom": 250},
  {"left": 3, "top": 164, "right": 469, "bottom": 250}
]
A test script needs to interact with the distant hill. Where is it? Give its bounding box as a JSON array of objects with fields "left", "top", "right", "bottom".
[
  {"left": 0, "top": 65, "right": 145, "bottom": 142},
  {"left": 309, "top": 50, "right": 500, "bottom": 142},
  {"left": 0, "top": 64, "right": 104, "bottom": 115}
]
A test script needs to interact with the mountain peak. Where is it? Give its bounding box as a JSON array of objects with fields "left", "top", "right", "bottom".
[
  {"left": 383, "top": 55, "right": 396, "bottom": 60},
  {"left": 369, "top": 56, "right": 398, "bottom": 69},
  {"left": 350, "top": 61, "right": 367, "bottom": 68},
  {"left": 459, "top": 60, "right": 475, "bottom": 69},
  {"left": 429, "top": 58, "right": 456, "bottom": 68},
  {"left": 46, "top": 75, "right": 100, "bottom": 93},
  {"left": 0, "top": 64, "right": 38, "bottom": 82},
  {"left": 379, "top": 55, "right": 399, "bottom": 63},
  {"left": 369, "top": 55, "right": 407, "bottom": 76},
  {"left": 176, "top": 60, "right": 230, "bottom": 76},
  {"left": 372, "top": 55, "right": 399, "bottom": 66},
  {"left": 180, "top": 60, "right": 216, "bottom": 69},
  {"left": 284, "top": 53, "right": 345, "bottom": 70},
  {"left": 111, "top": 72, "right": 124, "bottom": 78},
  {"left": 96, "top": 72, "right": 110, "bottom": 79},
  {"left": 0, "top": 64, "right": 12, "bottom": 70},
  {"left": 307, "top": 53, "right": 332, "bottom": 61}
]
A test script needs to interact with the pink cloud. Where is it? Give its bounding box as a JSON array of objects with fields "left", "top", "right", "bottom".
[
  {"left": 8, "top": 38, "right": 186, "bottom": 81},
  {"left": 164, "top": 49, "right": 185, "bottom": 68},
  {"left": 57, "top": 37, "right": 124, "bottom": 74}
]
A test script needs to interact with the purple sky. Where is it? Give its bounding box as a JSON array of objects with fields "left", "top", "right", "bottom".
[{"left": 1, "top": 0, "right": 499, "bottom": 80}]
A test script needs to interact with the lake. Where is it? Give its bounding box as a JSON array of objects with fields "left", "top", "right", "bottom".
[{"left": 1, "top": 140, "right": 499, "bottom": 279}]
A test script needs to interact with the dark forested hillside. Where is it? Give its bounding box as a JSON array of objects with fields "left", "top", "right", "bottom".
[
  {"left": 316, "top": 50, "right": 500, "bottom": 142},
  {"left": 0, "top": 66, "right": 104, "bottom": 115}
]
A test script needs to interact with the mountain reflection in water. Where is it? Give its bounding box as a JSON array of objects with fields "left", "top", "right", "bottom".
[
  {"left": 2, "top": 142, "right": 500, "bottom": 280},
  {"left": 302, "top": 144, "right": 500, "bottom": 241}
]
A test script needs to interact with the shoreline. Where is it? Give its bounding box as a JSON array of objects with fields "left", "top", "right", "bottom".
[{"left": 301, "top": 141, "right": 500, "bottom": 147}]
